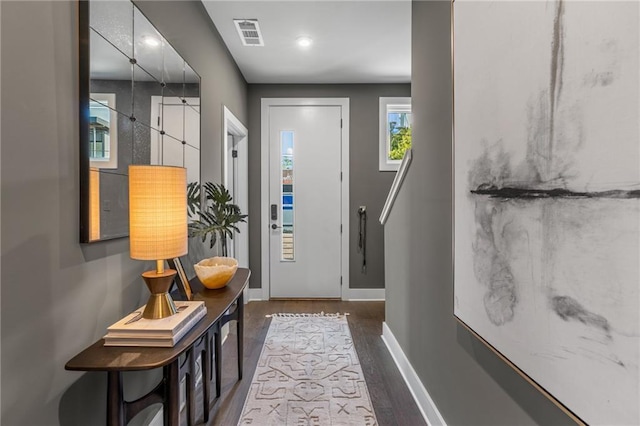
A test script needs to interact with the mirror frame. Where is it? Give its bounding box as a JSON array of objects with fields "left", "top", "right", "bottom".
[
  {"left": 79, "top": 0, "right": 201, "bottom": 243},
  {"left": 79, "top": 1, "right": 91, "bottom": 242}
]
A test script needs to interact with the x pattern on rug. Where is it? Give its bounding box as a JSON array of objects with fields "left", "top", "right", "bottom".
[{"left": 238, "top": 314, "right": 378, "bottom": 425}]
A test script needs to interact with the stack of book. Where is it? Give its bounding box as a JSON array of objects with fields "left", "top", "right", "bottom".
[{"left": 104, "top": 301, "right": 207, "bottom": 347}]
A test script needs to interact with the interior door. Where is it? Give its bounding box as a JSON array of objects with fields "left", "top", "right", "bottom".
[{"left": 269, "top": 105, "right": 343, "bottom": 298}]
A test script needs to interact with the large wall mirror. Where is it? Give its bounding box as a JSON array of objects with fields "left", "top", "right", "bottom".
[{"left": 79, "top": 0, "right": 201, "bottom": 243}]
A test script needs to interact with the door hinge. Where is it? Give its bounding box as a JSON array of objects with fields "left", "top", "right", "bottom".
[
  {"left": 340, "top": 276, "right": 343, "bottom": 286},
  {"left": 232, "top": 150, "right": 238, "bottom": 158},
  {"left": 340, "top": 172, "right": 343, "bottom": 181},
  {"left": 157, "top": 116, "right": 160, "bottom": 126},
  {"left": 340, "top": 224, "right": 343, "bottom": 234},
  {"left": 340, "top": 119, "right": 343, "bottom": 128}
]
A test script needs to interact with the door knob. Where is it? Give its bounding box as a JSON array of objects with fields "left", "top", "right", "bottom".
[{"left": 271, "top": 224, "right": 282, "bottom": 230}]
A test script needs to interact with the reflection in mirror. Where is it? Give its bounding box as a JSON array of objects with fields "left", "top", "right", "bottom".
[
  {"left": 163, "top": 40, "right": 185, "bottom": 87},
  {"left": 162, "top": 103, "right": 185, "bottom": 142},
  {"left": 133, "top": 7, "right": 163, "bottom": 83},
  {"left": 94, "top": 169, "right": 129, "bottom": 240},
  {"left": 184, "top": 104, "right": 201, "bottom": 150},
  {"left": 89, "top": 30, "right": 133, "bottom": 117},
  {"left": 89, "top": 0, "right": 133, "bottom": 58},
  {"left": 150, "top": 95, "right": 201, "bottom": 185},
  {"left": 80, "top": 0, "right": 201, "bottom": 243},
  {"left": 89, "top": 94, "right": 118, "bottom": 169},
  {"left": 185, "top": 141, "right": 200, "bottom": 185},
  {"left": 132, "top": 64, "right": 164, "bottom": 129}
]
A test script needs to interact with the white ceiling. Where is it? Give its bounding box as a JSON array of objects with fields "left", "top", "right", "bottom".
[{"left": 202, "top": 1, "right": 411, "bottom": 84}]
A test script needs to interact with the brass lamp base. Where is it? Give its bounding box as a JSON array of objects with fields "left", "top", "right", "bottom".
[{"left": 141, "top": 269, "right": 178, "bottom": 319}]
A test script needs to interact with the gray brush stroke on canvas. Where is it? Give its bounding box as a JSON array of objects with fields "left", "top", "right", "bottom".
[
  {"left": 468, "top": 0, "right": 584, "bottom": 193},
  {"left": 551, "top": 295, "right": 611, "bottom": 337},
  {"left": 548, "top": 0, "right": 565, "bottom": 173},
  {"left": 468, "top": 0, "right": 612, "bottom": 328},
  {"left": 472, "top": 200, "right": 518, "bottom": 326}
]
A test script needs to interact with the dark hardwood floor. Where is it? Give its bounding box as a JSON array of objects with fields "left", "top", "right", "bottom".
[{"left": 202, "top": 300, "right": 426, "bottom": 426}]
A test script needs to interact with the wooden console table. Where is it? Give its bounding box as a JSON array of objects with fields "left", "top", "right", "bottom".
[{"left": 66, "top": 268, "right": 250, "bottom": 426}]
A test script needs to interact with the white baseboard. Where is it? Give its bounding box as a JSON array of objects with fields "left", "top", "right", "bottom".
[
  {"left": 381, "top": 322, "right": 446, "bottom": 426},
  {"left": 248, "top": 288, "right": 263, "bottom": 301},
  {"left": 247, "top": 287, "right": 384, "bottom": 301},
  {"left": 342, "top": 288, "right": 385, "bottom": 301}
]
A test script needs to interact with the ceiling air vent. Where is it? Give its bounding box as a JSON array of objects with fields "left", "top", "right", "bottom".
[{"left": 233, "top": 19, "right": 264, "bottom": 47}]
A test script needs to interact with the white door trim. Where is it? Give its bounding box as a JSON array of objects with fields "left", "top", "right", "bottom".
[
  {"left": 223, "top": 106, "right": 248, "bottom": 190},
  {"left": 222, "top": 105, "right": 249, "bottom": 312},
  {"left": 222, "top": 106, "right": 249, "bottom": 268},
  {"left": 261, "top": 98, "right": 350, "bottom": 300}
]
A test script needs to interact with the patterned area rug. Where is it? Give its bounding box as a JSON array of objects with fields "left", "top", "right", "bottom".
[{"left": 238, "top": 313, "right": 378, "bottom": 425}]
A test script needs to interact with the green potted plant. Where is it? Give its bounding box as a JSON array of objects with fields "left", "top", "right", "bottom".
[
  {"left": 187, "top": 182, "right": 247, "bottom": 289},
  {"left": 187, "top": 182, "right": 247, "bottom": 257}
]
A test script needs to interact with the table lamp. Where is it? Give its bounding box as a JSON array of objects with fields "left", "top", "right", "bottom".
[{"left": 129, "top": 165, "right": 187, "bottom": 319}]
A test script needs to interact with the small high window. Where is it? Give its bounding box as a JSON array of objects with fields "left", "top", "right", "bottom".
[{"left": 379, "top": 97, "right": 411, "bottom": 171}]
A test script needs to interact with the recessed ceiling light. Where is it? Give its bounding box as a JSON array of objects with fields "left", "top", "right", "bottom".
[
  {"left": 296, "top": 36, "right": 313, "bottom": 48},
  {"left": 144, "top": 36, "right": 160, "bottom": 47}
]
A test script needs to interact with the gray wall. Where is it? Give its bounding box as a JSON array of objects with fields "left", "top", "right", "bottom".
[
  {"left": 384, "top": 2, "right": 571, "bottom": 425},
  {"left": 0, "top": 1, "right": 246, "bottom": 424},
  {"left": 247, "top": 84, "right": 411, "bottom": 291}
]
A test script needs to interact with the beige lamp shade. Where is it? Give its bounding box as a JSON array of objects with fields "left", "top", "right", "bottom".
[{"left": 129, "top": 165, "right": 188, "bottom": 261}]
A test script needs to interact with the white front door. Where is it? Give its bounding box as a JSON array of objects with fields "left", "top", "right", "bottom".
[{"left": 268, "top": 105, "right": 343, "bottom": 298}]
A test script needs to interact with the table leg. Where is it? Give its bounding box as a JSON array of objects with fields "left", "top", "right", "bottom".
[
  {"left": 203, "top": 330, "right": 211, "bottom": 423},
  {"left": 237, "top": 294, "right": 244, "bottom": 380},
  {"left": 164, "top": 360, "right": 180, "bottom": 426},
  {"left": 214, "top": 322, "right": 222, "bottom": 398},
  {"left": 107, "top": 371, "right": 125, "bottom": 426},
  {"left": 187, "top": 348, "right": 196, "bottom": 426}
]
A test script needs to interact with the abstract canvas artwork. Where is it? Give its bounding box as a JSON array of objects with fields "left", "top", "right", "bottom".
[{"left": 453, "top": 1, "right": 639, "bottom": 424}]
